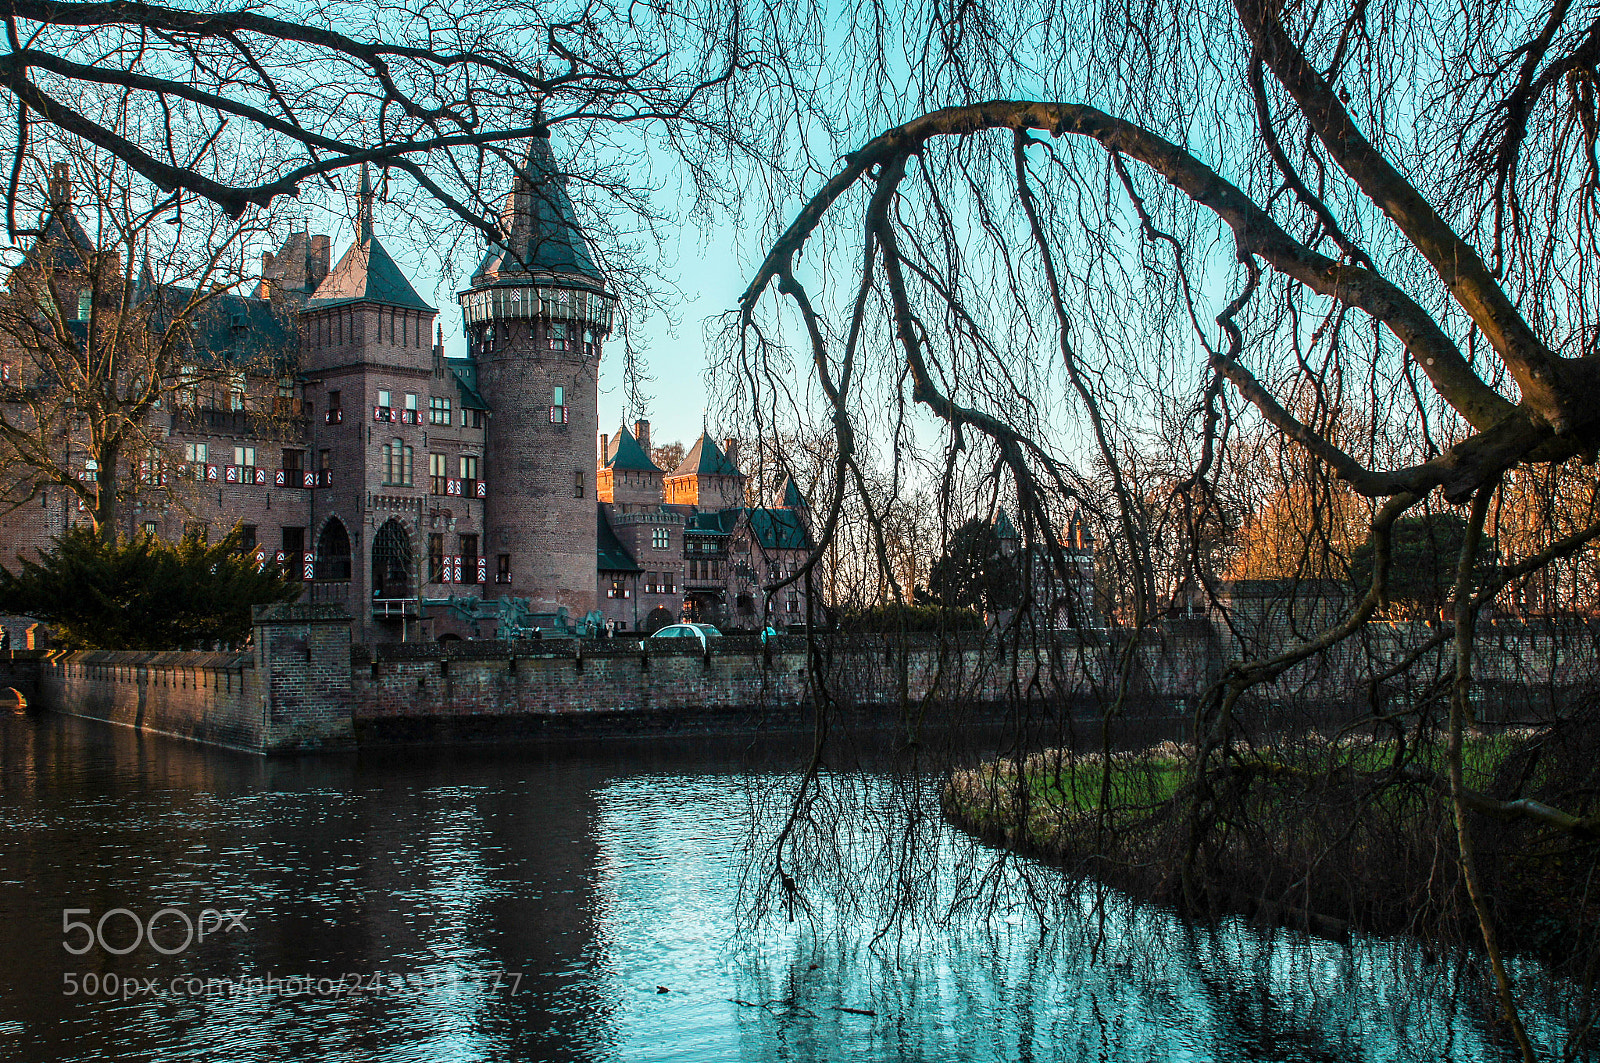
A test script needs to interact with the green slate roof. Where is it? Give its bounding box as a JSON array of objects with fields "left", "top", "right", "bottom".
[
  {"left": 597, "top": 507, "right": 640, "bottom": 572},
  {"left": 776, "top": 476, "right": 807, "bottom": 509},
  {"left": 673, "top": 433, "right": 741, "bottom": 478},
  {"left": 605, "top": 425, "right": 662, "bottom": 472},
  {"left": 994, "top": 509, "right": 1019, "bottom": 540},
  {"left": 687, "top": 510, "right": 737, "bottom": 535},
  {"left": 744, "top": 507, "right": 811, "bottom": 551},
  {"left": 446, "top": 356, "right": 489, "bottom": 410},
  {"left": 475, "top": 131, "right": 604, "bottom": 285},
  {"left": 308, "top": 235, "right": 433, "bottom": 311}
]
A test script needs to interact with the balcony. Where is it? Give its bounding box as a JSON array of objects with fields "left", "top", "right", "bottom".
[
  {"left": 372, "top": 598, "right": 419, "bottom": 619},
  {"left": 433, "top": 478, "right": 486, "bottom": 499}
]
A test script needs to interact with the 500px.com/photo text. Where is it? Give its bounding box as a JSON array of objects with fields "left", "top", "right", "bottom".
[{"left": 62, "top": 970, "right": 528, "bottom": 1000}]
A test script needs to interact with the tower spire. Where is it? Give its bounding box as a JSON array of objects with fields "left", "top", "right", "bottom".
[{"left": 357, "top": 166, "right": 374, "bottom": 243}]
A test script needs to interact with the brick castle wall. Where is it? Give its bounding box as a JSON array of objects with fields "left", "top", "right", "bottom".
[{"left": 4, "top": 613, "right": 1594, "bottom": 755}]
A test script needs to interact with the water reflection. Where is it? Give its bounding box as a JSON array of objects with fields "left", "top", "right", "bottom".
[{"left": 0, "top": 713, "right": 1574, "bottom": 1062}]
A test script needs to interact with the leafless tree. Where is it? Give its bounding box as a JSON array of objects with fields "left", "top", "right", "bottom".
[
  {"left": 0, "top": 141, "right": 282, "bottom": 538},
  {"left": 729, "top": 1, "right": 1600, "bottom": 1055}
]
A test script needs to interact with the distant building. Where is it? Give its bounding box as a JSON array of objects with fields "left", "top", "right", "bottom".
[
  {"left": 993, "top": 507, "right": 1099, "bottom": 629},
  {"left": 596, "top": 422, "right": 814, "bottom": 632}
]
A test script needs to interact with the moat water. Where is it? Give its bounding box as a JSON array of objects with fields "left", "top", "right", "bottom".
[{"left": 0, "top": 712, "right": 1580, "bottom": 1062}]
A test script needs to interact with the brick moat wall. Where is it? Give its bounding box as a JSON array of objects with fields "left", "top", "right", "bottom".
[{"left": 0, "top": 611, "right": 1593, "bottom": 754}]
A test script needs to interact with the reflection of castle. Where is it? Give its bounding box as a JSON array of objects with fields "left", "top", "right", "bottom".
[{"left": 1, "top": 139, "right": 811, "bottom": 641}]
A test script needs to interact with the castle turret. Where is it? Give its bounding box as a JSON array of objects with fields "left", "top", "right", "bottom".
[
  {"left": 460, "top": 130, "right": 615, "bottom": 612},
  {"left": 664, "top": 433, "right": 746, "bottom": 508}
]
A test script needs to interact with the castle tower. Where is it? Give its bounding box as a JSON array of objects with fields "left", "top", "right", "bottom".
[
  {"left": 301, "top": 176, "right": 439, "bottom": 636},
  {"left": 460, "top": 130, "right": 615, "bottom": 613}
]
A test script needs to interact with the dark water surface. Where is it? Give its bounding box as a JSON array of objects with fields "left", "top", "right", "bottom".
[{"left": 0, "top": 712, "right": 1565, "bottom": 1062}]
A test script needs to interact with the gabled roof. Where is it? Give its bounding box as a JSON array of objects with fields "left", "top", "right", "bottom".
[
  {"left": 744, "top": 507, "right": 812, "bottom": 551},
  {"left": 605, "top": 424, "right": 662, "bottom": 472},
  {"left": 597, "top": 506, "right": 641, "bottom": 572},
  {"left": 308, "top": 235, "right": 433, "bottom": 312},
  {"left": 672, "top": 433, "right": 741, "bottom": 478},
  {"left": 475, "top": 131, "right": 603, "bottom": 285}
]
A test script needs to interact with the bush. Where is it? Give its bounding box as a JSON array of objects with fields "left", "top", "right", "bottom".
[{"left": 0, "top": 525, "right": 300, "bottom": 650}]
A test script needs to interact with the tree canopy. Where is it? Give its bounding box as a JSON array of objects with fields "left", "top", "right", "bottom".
[{"left": 0, "top": 525, "right": 299, "bottom": 649}]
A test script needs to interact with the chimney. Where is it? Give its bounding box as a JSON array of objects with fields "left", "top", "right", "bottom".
[
  {"left": 48, "top": 162, "right": 71, "bottom": 211},
  {"left": 599, "top": 433, "right": 610, "bottom": 465},
  {"left": 634, "top": 419, "right": 651, "bottom": 454},
  {"left": 723, "top": 437, "right": 739, "bottom": 470}
]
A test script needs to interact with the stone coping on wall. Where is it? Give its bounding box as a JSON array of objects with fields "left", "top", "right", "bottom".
[{"left": 54, "top": 649, "right": 253, "bottom": 669}]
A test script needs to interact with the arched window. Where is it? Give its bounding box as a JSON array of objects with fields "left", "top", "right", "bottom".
[{"left": 315, "top": 520, "right": 352, "bottom": 581}]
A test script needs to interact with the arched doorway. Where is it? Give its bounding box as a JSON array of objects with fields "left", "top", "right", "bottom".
[
  {"left": 315, "top": 519, "right": 351, "bottom": 580},
  {"left": 643, "top": 606, "right": 675, "bottom": 633},
  {"left": 371, "top": 519, "right": 413, "bottom": 600}
]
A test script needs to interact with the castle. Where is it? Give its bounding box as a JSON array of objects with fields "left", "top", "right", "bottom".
[{"left": 0, "top": 138, "right": 814, "bottom": 642}]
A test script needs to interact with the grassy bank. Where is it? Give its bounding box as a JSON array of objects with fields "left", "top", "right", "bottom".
[{"left": 943, "top": 726, "right": 1600, "bottom": 956}]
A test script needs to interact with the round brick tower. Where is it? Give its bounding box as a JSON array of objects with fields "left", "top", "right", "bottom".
[{"left": 460, "top": 130, "right": 615, "bottom": 614}]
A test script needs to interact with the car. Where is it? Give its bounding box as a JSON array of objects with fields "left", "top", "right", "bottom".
[{"left": 640, "top": 623, "right": 722, "bottom": 650}]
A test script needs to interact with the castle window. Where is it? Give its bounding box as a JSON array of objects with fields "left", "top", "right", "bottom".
[
  {"left": 238, "top": 525, "right": 257, "bottom": 552},
  {"left": 404, "top": 393, "right": 418, "bottom": 423},
  {"left": 77, "top": 289, "right": 91, "bottom": 321},
  {"left": 550, "top": 385, "right": 567, "bottom": 424},
  {"left": 430, "top": 452, "right": 447, "bottom": 495},
  {"left": 233, "top": 445, "right": 256, "bottom": 473},
  {"left": 228, "top": 371, "right": 246, "bottom": 411},
  {"left": 428, "top": 533, "right": 444, "bottom": 583},
  {"left": 429, "top": 396, "right": 451, "bottom": 425},
  {"left": 548, "top": 322, "right": 567, "bottom": 351},
  {"left": 382, "top": 438, "right": 413, "bottom": 486},
  {"left": 652, "top": 528, "right": 669, "bottom": 550},
  {"left": 142, "top": 521, "right": 158, "bottom": 538},
  {"left": 282, "top": 527, "right": 305, "bottom": 580},
  {"left": 463, "top": 408, "right": 484, "bottom": 429},
  {"left": 662, "top": 570, "right": 675, "bottom": 593},
  {"left": 459, "top": 454, "right": 479, "bottom": 482},
  {"left": 573, "top": 469, "right": 584, "bottom": 499},
  {"left": 459, "top": 534, "right": 479, "bottom": 584},
  {"left": 184, "top": 442, "right": 207, "bottom": 479},
  {"left": 495, "top": 554, "right": 511, "bottom": 584}
]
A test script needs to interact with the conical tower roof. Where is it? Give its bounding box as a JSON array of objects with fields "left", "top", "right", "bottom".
[
  {"left": 673, "top": 433, "right": 741, "bottom": 477},
  {"left": 604, "top": 423, "right": 663, "bottom": 472},
  {"left": 994, "top": 509, "right": 1019, "bottom": 541},
  {"left": 309, "top": 235, "right": 433, "bottom": 311},
  {"left": 775, "top": 475, "right": 807, "bottom": 509},
  {"left": 474, "top": 130, "right": 603, "bottom": 285}
]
